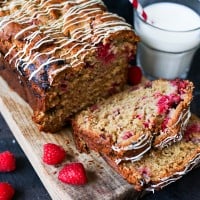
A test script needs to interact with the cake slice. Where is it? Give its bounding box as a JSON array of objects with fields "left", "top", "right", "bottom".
[
  {"left": 103, "top": 114, "right": 200, "bottom": 191},
  {"left": 72, "top": 79, "right": 193, "bottom": 162}
]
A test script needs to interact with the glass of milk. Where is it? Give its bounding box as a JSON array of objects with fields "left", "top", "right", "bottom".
[{"left": 134, "top": 0, "right": 200, "bottom": 80}]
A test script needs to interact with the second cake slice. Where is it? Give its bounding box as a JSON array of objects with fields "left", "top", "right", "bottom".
[
  {"left": 102, "top": 114, "right": 200, "bottom": 191},
  {"left": 72, "top": 79, "right": 193, "bottom": 162}
]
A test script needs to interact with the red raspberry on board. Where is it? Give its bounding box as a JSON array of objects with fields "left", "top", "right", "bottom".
[
  {"left": 0, "top": 151, "right": 16, "bottom": 172},
  {"left": 58, "top": 162, "right": 87, "bottom": 185},
  {"left": 42, "top": 143, "right": 66, "bottom": 165},
  {"left": 0, "top": 182, "right": 15, "bottom": 200},
  {"left": 128, "top": 66, "right": 142, "bottom": 85}
]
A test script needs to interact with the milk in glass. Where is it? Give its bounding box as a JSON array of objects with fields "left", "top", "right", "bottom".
[{"left": 134, "top": 2, "right": 200, "bottom": 79}]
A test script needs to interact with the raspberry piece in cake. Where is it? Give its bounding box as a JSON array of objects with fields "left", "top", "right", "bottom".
[
  {"left": 171, "top": 79, "right": 189, "bottom": 94},
  {"left": 97, "top": 43, "right": 114, "bottom": 63},
  {"left": 157, "top": 94, "right": 181, "bottom": 114},
  {"left": 121, "top": 131, "right": 134, "bottom": 140},
  {"left": 161, "top": 117, "right": 170, "bottom": 131}
]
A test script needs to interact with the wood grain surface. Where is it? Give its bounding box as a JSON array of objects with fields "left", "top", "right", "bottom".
[{"left": 0, "top": 76, "right": 143, "bottom": 200}]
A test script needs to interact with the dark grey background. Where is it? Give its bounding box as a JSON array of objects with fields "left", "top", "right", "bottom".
[{"left": 0, "top": 1, "right": 200, "bottom": 199}]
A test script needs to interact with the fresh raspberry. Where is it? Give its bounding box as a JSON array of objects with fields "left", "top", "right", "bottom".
[
  {"left": 97, "top": 43, "right": 114, "bottom": 63},
  {"left": 58, "top": 162, "right": 87, "bottom": 185},
  {"left": 128, "top": 66, "right": 142, "bottom": 85},
  {"left": 42, "top": 143, "right": 66, "bottom": 165},
  {"left": 0, "top": 151, "right": 16, "bottom": 172},
  {"left": 0, "top": 182, "right": 15, "bottom": 200}
]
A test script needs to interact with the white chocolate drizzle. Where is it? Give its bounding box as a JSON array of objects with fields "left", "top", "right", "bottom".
[
  {"left": 112, "top": 133, "right": 152, "bottom": 152},
  {"left": 115, "top": 141, "right": 152, "bottom": 165},
  {"left": 112, "top": 134, "right": 153, "bottom": 164}
]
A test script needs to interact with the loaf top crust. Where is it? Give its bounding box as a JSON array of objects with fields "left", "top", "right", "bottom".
[{"left": 0, "top": 0, "right": 138, "bottom": 90}]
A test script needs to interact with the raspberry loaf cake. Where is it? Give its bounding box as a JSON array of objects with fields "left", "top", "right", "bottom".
[
  {"left": 72, "top": 79, "right": 193, "bottom": 162},
  {"left": 0, "top": 0, "right": 138, "bottom": 132},
  {"left": 103, "top": 114, "right": 200, "bottom": 191}
]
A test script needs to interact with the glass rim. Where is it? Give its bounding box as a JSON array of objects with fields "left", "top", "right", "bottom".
[{"left": 135, "top": 9, "right": 200, "bottom": 33}]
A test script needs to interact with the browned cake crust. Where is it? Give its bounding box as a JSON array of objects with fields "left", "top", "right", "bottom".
[
  {"left": 75, "top": 114, "right": 200, "bottom": 191},
  {"left": 0, "top": 0, "right": 138, "bottom": 132},
  {"left": 72, "top": 79, "right": 193, "bottom": 162}
]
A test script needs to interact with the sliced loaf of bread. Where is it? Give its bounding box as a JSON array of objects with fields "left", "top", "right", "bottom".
[
  {"left": 72, "top": 79, "right": 193, "bottom": 162},
  {"left": 102, "top": 114, "right": 200, "bottom": 191}
]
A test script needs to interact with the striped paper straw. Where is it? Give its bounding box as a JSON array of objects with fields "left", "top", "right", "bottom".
[{"left": 129, "top": 0, "right": 148, "bottom": 22}]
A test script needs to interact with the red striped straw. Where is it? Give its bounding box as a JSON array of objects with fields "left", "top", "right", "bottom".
[{"left": 129, "top": 0, "right": 148, "bottom": 22}]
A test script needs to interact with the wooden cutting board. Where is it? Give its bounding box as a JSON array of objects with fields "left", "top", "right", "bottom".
[{"left": 0, "top": 77, "right": 142, "bottom": 200}]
